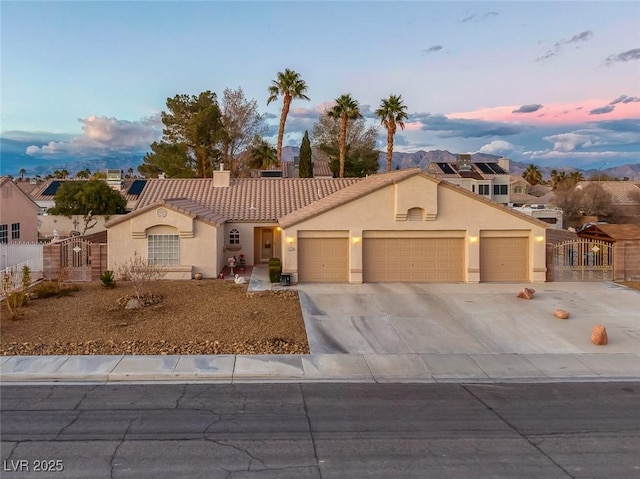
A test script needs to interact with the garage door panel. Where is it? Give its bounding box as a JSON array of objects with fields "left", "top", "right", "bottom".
[
  {"left": 363, "top": 237, "right": 464, "bottom": 283},
  {"left": 298, "top": 238, "right": 348, "bottom": 283},
  {"left": 480, "top": 237, "right": 528, "bottom": 282}
]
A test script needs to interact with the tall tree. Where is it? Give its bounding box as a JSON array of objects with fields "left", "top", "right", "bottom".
[
  {"left": 139, "top": 142, "right": 193, "bottom": 178},
  {"left": 76, "top": 168, "right": 91, "bottom": 179},
  {"left": 19, "top": 168, "right": 26, "bottom": 180},
  {"left": 267, "top": 69, "right": 310, "bottom": 167},
  {"left": 312, "top": 111, "right": 379, "bottom": 178},
  {"left": 522, "top": 164, "right": 542, "bottom": 185},
  {"left": 375, "top": 94, "right": 408, "bottom": 172},
  {"left": 299, "top": 130, "right": 313, "bottom": 178},
  {"left": 141, "top": 91, "right": 225, "bottom": 178},
  {"left": 221, "top": 87, "right": 267, "bottom": 176},
  {"left": 328, "top": 94, "right": 362, "bottom": 178},
  {"left": 550, "top": 169, "right": 568, "bottom": 190}
]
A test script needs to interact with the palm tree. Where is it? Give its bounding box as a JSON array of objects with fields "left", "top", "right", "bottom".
[
  {"left": 328, "top": 94, "right": 362, "bottom": 178},
  {"left": 375, "top": 94, "right": 408, "bottom": 172},
  {"left": 249, "top": 139, "right": 277, "bottom": 170},
  {"left": 76, "top": 168, "right": 91, "bottom": 179},
  {"left": 569, "top": 171, "right": 584, "bottom": 183},
  {"left": 550, "top": 169, "right": 567, "bottom": 190},
  {"left": 522, "top": 164, "right": 542, "bottom": 185},
  {"left": 19, "top": 168, "right": 26, "bottom": 180},
  {"left": 267, "top": 69, "right": 310, "bottom": 167}
]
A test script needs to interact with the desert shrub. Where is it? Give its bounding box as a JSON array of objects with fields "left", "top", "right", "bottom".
[
  {"left": 268, "top": 257, "right": 282, "bottom": 283},
  {"left": 1, "top": 266, "right": 31, "bottom": 319},
  {"left": 100, "top": 270, "right": 116, "bottom": 289},
  {"left": 32, "top": 280, "right": 79, "bottom": 299},
  {"left": 116, "top": 252, "right": 167, "bottom": 300}
]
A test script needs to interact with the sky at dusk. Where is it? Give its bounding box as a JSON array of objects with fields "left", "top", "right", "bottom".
[{"left": 1, "top": 1, "right": 639, "bottom": 175}]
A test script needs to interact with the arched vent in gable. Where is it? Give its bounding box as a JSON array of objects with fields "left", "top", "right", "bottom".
[{"left": 407, "top": 207, "right": 424, "bottom": 221}]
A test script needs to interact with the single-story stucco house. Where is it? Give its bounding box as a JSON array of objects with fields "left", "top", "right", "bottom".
[{"left": 105, "top": 167, "right": 548, "bottom": 283}]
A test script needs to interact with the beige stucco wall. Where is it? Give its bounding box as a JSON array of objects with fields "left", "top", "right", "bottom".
[
  {"left": 0, "top": 182, "right": 38, "bottom": 243},
  {"left": 107, "top": 206, "right": 220, "bottom": 280},
  {"left": 281, "top": 174, "right": 547, "bottom": 283}
]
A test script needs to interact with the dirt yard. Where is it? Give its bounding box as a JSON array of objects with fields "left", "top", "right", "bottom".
[{"left": 1, "top": 279, "right": 309, "bottom": 356}]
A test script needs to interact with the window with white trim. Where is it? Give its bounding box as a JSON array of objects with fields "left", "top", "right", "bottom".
[
  {"left": 11, "top": 223, "right": 20, "bottom": 240},
  {"left": 229, "top": 228, "right": 240, "bottom": 245},
  {"left": 0, "top": 224, "right": 7, "bottom": 243},
  {"left": 148, "top": 234, "right": 179, "bottom": 266}
]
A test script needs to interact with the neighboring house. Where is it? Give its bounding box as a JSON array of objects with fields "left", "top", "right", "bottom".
[
  {"left": 0, "top": 177, "right": 39, "bottom": 243},
  {"left": 28, "top": 175, "right": 148, "bottom": 214},
  {"left": 574, "top": 181, "right": 640, "bottom": 225},
  {"left": 511, "top": 205, "right": 564, "bottom": 230},
  {"left": 106, "top": 168, "right": 548, "bottom": 283},
  {"left": 282, "top": 159, "right": 333, "bottom": 178},
  {"left": 426, "top": 154, "right": 511, "bottom": 204}
]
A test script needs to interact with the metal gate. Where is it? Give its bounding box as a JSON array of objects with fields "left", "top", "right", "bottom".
[
  {"left": 552, "top": 239, "right": 614, "bottom": 281},
  {"left": 60, "top": 238, "right": 92, "bottom": 282}
]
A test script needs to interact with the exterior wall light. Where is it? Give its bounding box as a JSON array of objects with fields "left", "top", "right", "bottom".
[
  {"left": 276, "top": 226, "right": 282, "bottom": 232},
  {"left": 469, "top": 236, "right": 478, "bottom": 244},
  {"left": 535, "top": 235, "right": 544, "bottom": 242},
  {"left": 352, "top": 236, "right": 361, "bottom": 244},
  {"left": 286, "top": 236, "right": 295, "bottom": 244}
]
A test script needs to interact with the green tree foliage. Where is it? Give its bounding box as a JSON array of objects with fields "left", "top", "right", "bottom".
[
  {"left": 248, "top": 139, "right": 277, "bottom": 170},
  {"left": 267, "top": 69, "right": 310, "bottom": 167},
  {"left": 328, "top": 94, "right": 362, "bottom": 178},
  {"left": 522, "top": 164, "right": 543, "bottom": 185},
  {"left": 139, "top": 142, "right": 194, "bottom": 178},
  {"left": 312, "top": 111, "right": 379, "bottom": 178},
  {"left": 140, "top": 91, "right": 225, "bottom": 178},
  {"left": 76, "top": 168, "right": 91, "bottom": 179},
  {"left": 375, "top": 94, "right": 408, "bottom": 172},
  {"left": 49, "top": 180, "right": 126, "bottom": 233},
  {"left": 299, "top": 130, "right": 313, "bottom": 178},
  {"left": 221, "top": 87, "right": 267, "bottom": 176}
]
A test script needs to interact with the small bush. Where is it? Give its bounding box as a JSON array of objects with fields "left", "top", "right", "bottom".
[
  {"left": 100, "top": 270, "right": 116, "bottom": 289},
  {"left": 268, "top": 258, "right": 282, "bottom": 283},
  {"left": 32, "top": 281, "right": 79, "bottom": 299},
  {"left": 116, "top": 252, "right": 167, "bottom": 300}
]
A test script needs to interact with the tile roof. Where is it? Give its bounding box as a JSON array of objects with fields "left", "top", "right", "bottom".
[
  {"left": 576, "top": 181, "right": 640, "bottom": 204},
  {"left": 279, "top": 168, "right": 423, "bottom": 228},
  {"left": 0, "top": 176, "right": 40, "bottom": 207},
  {"left": 106, "top": 198, "right": 227, "bottom": 228},
  {"left": 579, "top": 223, "right": 640, "bottom": 241},
  {"left": 313, "top": 160, "right": 333, "bottom": 177},
  {"left": 135, "top": 177, "right": 361, "bottom": 221}
]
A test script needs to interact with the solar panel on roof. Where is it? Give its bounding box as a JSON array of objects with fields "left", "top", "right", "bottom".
[
  {"left": 127, "top": 179, "right": 147, "bottom": 196},
  {"left": 437, "top": 162, "right": 456, "bottom": 174},
  {"left": 42, "top": 181, "right": 62, "bottom": 196},
  {"left": 487, "top": 163, "right": 506, "bottom": 174},
  {"left": 476, "top": 163, "right": 495, "bottom": 174}
]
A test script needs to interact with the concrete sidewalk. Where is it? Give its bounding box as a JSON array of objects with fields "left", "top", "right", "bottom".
[{"left": 2, "top": 267, "right": 639, "bottom": 384}]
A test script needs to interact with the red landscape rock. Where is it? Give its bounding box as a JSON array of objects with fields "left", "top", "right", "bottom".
[
  {"left": 517, "top": 288, "right": 536, "bottom": 299},
  {"left": 554, "top": 309, "right": 570, "bottom": 319},
  {"left": 591, "top": 325, "right": 608, "bottom": 345}
]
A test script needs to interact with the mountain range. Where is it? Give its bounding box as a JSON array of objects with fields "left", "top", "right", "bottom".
[{"left": 2, "top": 142, "right": 639, "bottom": 181}]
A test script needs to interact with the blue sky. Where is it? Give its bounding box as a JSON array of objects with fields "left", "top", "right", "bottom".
[{"left": 1, "top": 1, "right": 639, "bottom": 175}]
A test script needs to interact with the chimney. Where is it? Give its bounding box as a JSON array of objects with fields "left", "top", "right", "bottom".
[
  {"left": 497, "top": 157, "right": 510, "bottom": 173},
  {"left": 213, "top": 163, "right": 230, "bottom": 188},
  {"left": 456, "top": 154, "right": 472, "bottom": 172}
]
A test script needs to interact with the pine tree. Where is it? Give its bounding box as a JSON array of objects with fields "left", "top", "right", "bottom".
[{"left": 299, "top": 130, "right": 313, "bottom": 178}]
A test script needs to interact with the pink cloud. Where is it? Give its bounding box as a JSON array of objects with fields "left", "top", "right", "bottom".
[{"left": 449, "top": 100, "right": 639, "bottom": 125}]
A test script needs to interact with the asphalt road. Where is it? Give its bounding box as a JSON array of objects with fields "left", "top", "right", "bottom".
[{"left": 1, "top": 382, "right": 639, "bottom": 478}]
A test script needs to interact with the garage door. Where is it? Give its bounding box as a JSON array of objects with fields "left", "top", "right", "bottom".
[
  {"left": 480, "top": 237, "right": 528, "bottom": 282},
  {"left": 298, "top": 238, "right": 349, "bottom": 282},
  {"left": 363, "top": 238, "right": 464, "bottom": 282}
]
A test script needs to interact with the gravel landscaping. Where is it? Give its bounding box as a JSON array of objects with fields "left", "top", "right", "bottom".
[{"left": 1, "top": 279, "right": 309, "bottom": 356}]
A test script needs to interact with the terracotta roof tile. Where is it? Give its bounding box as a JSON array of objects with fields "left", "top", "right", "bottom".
[
  {"left": 579, "top": 223, "right": 640, "bottom": 241},
  {"left": 136, "top": 177, "right": 360, "bottom": 221},
  {"left": 576, "top": 181, "right": 640, "bottom": 204}
]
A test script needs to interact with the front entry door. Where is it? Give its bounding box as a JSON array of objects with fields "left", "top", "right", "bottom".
[{"left": 260, "top": 228, "right": 274, "bottom": 262}]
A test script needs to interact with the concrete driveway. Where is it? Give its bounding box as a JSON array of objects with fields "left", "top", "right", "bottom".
[{"left": 297, "top": 282, "right": 640, "bottom": 355}]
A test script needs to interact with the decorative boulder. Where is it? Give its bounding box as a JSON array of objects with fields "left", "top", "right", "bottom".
[
  {"left": 554, "top": 309, "right": 570, "bottom": 320},
  {"left": 517, "top": 288, "right": 536, "bottom": 300},
  {"left": 591, "top": 325, "right": 608, "bottom": 345}
]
